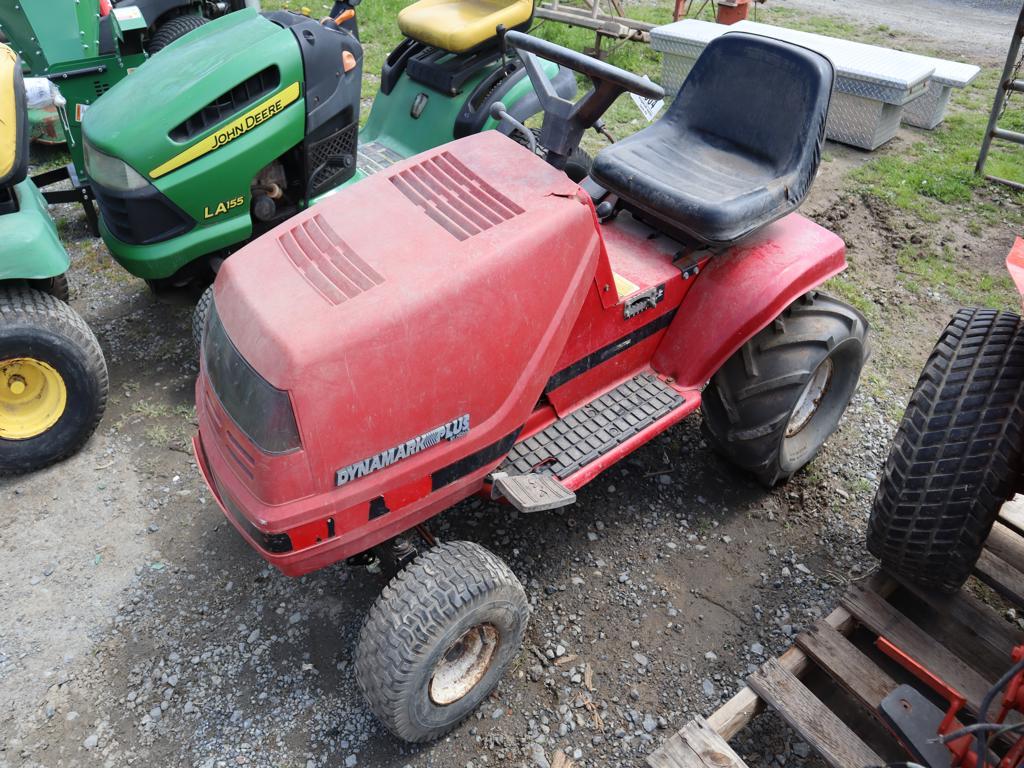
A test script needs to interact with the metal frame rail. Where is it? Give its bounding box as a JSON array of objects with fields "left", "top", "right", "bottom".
[{"left": 977, "top": 2, "right": 1024, "bottom": 190}]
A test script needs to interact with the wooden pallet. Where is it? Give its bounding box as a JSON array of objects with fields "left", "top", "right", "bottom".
[{"left": 648, "top": 503, "right": 1024, "bottom": 768}]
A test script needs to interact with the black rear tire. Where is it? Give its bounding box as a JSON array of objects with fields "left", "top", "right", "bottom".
[
  {"left": 148, "top": 14, "right": 208, "bottom": 54},
  {"left": 354, "top": 541, "right": 529, "bottom": 743},
  {"left": 0, "top": 286, "right": 108, "bottom": 473},
  {"left": 702, "top": 291, "right": 868, "bottom": 487},
  {"left": 513, "top": 128, "right": 593, "bottom": 183},
  {"left": 868, "top": 308, "right": 1024, "bottom": 593},
  {"left": 192, "top": 284, "right": 214, "bottom": 355}
]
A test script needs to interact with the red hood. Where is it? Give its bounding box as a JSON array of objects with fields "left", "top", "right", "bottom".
[{"left": 210, "top": 131, "right": 601, "bottom": 501}]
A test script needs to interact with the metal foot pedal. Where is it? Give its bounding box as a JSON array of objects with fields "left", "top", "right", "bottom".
[
  {"left": 357, "top": 141, "right": 403, "bottom": 176},
  {"left": 500, "top": 373, "right": 685, "bottom": 480},
  {"left": 491, "top": 472, "right": 576, "bottom": 513},
  {"left": 878, "top": 685, "right": 997, "bottom": 768}
]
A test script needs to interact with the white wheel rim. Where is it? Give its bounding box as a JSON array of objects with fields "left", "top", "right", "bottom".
[
  {"left": 786, "top": 358, "right": 834, "bottom": 438},
  {"left": 429, "top": 624, "right": 499, "bottom": 706}
]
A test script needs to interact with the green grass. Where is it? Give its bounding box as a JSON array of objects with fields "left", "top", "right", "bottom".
[{"left": 849, "top": 68, "right": 1024, "bottom": 228}]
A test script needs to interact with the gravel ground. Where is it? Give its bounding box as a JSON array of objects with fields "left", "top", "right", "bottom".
[{"left": 3, "top": 4, "right": 1024, "bottom": 768}]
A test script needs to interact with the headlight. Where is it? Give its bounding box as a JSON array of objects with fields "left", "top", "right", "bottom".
[
  {"left": 204, "top": 301, "right": 302, "bottom": 454},
  {"left": 83, "top": 140, "right": 149, "bottom": 192}
]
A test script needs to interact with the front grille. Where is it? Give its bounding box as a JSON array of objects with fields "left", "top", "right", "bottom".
[
  {"left": 170, "top": 67, "right": 281, "bottom": 142},
  {"left": 277, "top": 213, "right": 384, "bottom": 305},
  {"left": 93, "top": 181, "right": 194, "bottom": 245},
  {"left": 389, "top": 151, "right": 525, "bottom": 241},
  {"left": 307, "top": 123, "right": 358, "bottom": 196}
]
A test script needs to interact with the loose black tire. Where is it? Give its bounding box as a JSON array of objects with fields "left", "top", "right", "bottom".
[
  {"left": 513, "top": 128, "right": 593, "bottom": 183},
  {"left": 354, "top": 540, "right": 529, "bottom": 743},
  {"left": 148, "top": 15, "right": 208, "bottom": 54},
  {"left": 0, "top": 286, "right": 108, "bottom": 473},
  {"left": 702, "top": 291, "right": 869, "bottom": 487},
  {"left": 868, "top": 308, "right": 1024, "bottom": 593},
  {"left": 192, "top": 284, "right": 214, "bottom": 355}
]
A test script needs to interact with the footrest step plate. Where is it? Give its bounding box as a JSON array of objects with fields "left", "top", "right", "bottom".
[
  {"left": 501, "top": 372, "right": 685, "bottom": 480},
  {"left": 491, "top": 472, "right": 576, "bottom": 513}
]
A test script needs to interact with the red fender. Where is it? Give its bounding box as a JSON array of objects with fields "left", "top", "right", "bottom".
[
  {"left": 1007, "top": 237, "right": 1024, "bottom": 307},
  {"left": 652, "top": 213, "right": 846, "bottom": 389}
]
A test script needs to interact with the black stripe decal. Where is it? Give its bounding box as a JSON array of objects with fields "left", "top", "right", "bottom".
[
  {"left": 431, "top": 427, "right": 523, "bottom": 491},
  {"left": 545, "top": 309, "right": 677, "bottom": 393}
]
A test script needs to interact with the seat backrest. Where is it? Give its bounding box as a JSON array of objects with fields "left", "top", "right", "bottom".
[
  {"left": 668, "top": 32, "right": 834, "bottom": 186},
  {"left": 0, "top": 44, "right": 29, "bottom": 190}
]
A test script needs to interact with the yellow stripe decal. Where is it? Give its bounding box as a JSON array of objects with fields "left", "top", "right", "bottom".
[{"left": 150, "top": 82, "right": 301, "bottom": 179}]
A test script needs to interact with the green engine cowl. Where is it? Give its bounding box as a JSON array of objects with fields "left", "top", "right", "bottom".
[{"left": 83, "top": 9, "right": 363, "bottom": 281}]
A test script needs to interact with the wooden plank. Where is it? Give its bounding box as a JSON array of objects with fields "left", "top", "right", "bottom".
[
  {"left": 896, "top": 577, "right": 1022, "bottom": 677},
  {"left": 747, "top": 658, "right": 882, "bottom": 768},
  {"left": 987, "top": 521, "right": 1024, "bottom": 575},
  {"left": 998, "top": 496, "right": 1024, "bottom": 538},
  {"left": 841, "top": 583, "right": 1001, "bottom": 715},
  {"left": 795, "top": 620, "right": 897, "bottom": 709},
  {"left": 705, "top": 574, "right": 896, "bottom": 741},
  {"left": 646, "top": 717, "right": 750, "bottom": 768},
  {"left": 975, "top": 548, "right": 1024, "bottom": 610}
]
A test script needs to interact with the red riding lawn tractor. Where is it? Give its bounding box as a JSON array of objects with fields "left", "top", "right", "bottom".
[{"left": 194, "top": 31, "right": 870, "bottom": 741}]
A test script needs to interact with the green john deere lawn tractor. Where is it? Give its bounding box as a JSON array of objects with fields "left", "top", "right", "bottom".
[
  {"left": 0, "top": 0, "right": 258, "bottom": 175},
  {"left": 0, "top": 44, "right": 108, "bottom": 474},
  {"left": 79, "top": 0, "right": 583, "bottom": 297}
]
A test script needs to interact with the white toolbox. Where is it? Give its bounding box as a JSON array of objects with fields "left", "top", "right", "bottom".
[{"left": 650, "top": 20, "right": 968, "bottom": 150}]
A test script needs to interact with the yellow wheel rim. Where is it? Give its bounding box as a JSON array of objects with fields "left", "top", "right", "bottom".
[{"left": 0, "top": 358, "right": 67, "bottom": 440}]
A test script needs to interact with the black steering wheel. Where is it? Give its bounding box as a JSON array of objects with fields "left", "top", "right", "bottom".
[{"left": 503, "top": 30, "right": 664, "bottom": 169}]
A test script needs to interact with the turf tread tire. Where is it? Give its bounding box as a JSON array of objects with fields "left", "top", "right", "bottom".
[
  {"left": 867, "top": 308, "right": 1024, "bottom": 593},
  {"left": 192, "top": 284, "right": 214, "bottom": 355},
  {"left": 148, "top": 15, "right": 208, "bottom": 54},
  {"left": 702, "top": 291, "right": 868, "bottom": 486},
  {"left": 354, "top": 540, "right": 529, "bottom": 743},
  {"left": 0, "top": 286, "right": 108, "bottom": 473}
]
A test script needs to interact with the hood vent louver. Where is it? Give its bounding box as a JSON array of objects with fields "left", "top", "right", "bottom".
[
  {"left": 389, "top": 151, "right": 525, "bottom": 241},
  {"left": 278, "top": 214, "right": 385, "bottom": 305},
  {"left": 169, "top": 66, "right": 280, "bottom": 143}
]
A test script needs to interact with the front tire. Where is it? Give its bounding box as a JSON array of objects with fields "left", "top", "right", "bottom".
[
  {"left": 0, "top": 287, "right": 108, "bottom": 473},
  {"left": 354, "top": 541, "right": 529, "bottom": 743},
  {"left": 868, "top": 308, "right": 1024, "bottom": 593},
  {"left": 192, "top": 284, "right": 214, "bottom": 355},
  {"left": 702, "top": 291, "right": 868, "bottom": 486}
]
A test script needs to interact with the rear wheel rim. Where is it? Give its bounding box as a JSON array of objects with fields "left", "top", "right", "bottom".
[
  {"left": 0, "top": 357, "right": 67, "bottom": 439},
  {"left": 786, "top": 358, "right": 834, "bottom": 438},
  {"left": 429, "top": 623, "right": 499, "bottom": 706}
]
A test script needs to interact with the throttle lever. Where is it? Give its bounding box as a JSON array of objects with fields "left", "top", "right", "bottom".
[{"left": 489, "top": 101, "right": 536, "bottom": 153}]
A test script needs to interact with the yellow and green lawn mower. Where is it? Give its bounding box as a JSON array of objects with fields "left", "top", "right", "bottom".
[{"left": 0, "top": 44, "right": 108, "bottom": 474}]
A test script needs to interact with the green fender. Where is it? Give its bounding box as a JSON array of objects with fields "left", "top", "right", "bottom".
[{"left": 0, "top": 178, "right": 70, "bottom": 281}]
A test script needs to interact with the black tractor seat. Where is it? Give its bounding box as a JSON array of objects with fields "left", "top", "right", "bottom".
[{"left": 590, "top": 33, "right": 835, "bottom": 247}]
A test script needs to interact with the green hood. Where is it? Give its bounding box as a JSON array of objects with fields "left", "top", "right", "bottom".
[{"left": 83, "top": 9, "right": 303, "bottom": 180}]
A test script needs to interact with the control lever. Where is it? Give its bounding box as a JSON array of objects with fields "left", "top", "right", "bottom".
[
  {"left": 495, "top": 24, "right": 510, "bottom": 75},
  {"left": 593, "top": 118, "right": 616, "bottom": 143},
  {"left": 489, "top": 101, "right": 536, "bottom": 154}
]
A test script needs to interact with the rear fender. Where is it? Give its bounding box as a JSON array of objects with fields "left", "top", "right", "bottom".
[
  {"left": 1007, "top": 237, "right": 1024, "bottom": 306},
  {"left": 0, "top": 179, "right": 69, "bottom": 281},
  {"left": 500, "top": 65, "right": 578, "bottom": 132},
  {"left": 652, "top": 214, "right": 846, "bottom": 389}
]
